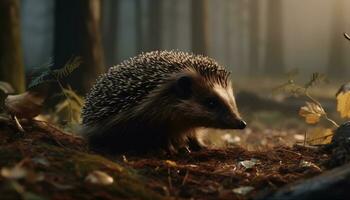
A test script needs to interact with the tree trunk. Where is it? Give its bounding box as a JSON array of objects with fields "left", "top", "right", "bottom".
[
  {"left": 191, "top": 0, "right": 209, "bottom": 55},
  {"left": 0, "top": 0, "right": 25, "bottom": 93},
  {"left": 248, "top": 0, "right": 260, "bottom": 75},
  {"left": 147, "top": 0, "right": 162, "bottom": 51},
  {"left": 264, "top": 0, "right": 284, "bottom": 76},
  {"left": 327, "top": 0, "right": 346, "bottom": 78},
  {"left": 102, "top": 0, "right": 119, "bottom": 67},
  {"left": 54, "top": 0, "right": 105, "bottom": 94}
]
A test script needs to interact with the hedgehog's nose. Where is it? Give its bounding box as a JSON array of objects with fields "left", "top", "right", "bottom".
[{"left": 237, "top": 120, "right": 247, "bottom": 129}]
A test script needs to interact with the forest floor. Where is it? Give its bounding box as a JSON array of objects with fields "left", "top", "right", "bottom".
[
  {"left": 1, "top": 75, "right": 346, "bottom": 199},
  {"left": 0, "top": 118, "right": 333, "bottom": 200}
]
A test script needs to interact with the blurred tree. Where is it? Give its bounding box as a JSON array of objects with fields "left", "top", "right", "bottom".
[
  {"left": 54, "top": 0, "right": 105, "bottom": 94},
  {"left": 0, "top": 0, "right": 25, "bottom": 93},
  {"left": 191, "top": 0, "right": 209, "bottom": 55},
  {"left": 147, "top": 0, "right": 162, "bottom": 51},
  {"left": 168, "top": 1, "right": 179, "bottom": 49},
  {"left": 328, "top": 0, "right": 346, "bottom": 78},
  {"left": 102, "top": 0, "right": 119, "bottom": 67},
  {"left": 223, "top": 0, "right": 233, "bottom": 67},
  {"left": 264, "top": 0, "right": 284, "bottom": 75},
  {"left": 234, "top": 0, "right": 246, "bottom": 70},
  {"left": 135, "top": 0, "right": 144, "bottom": 53},
  {"left": 248, "top": 0, "right": 260, "bottom": 74}
]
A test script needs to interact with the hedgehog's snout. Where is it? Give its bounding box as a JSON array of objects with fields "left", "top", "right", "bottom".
[
  {"left": 221, "top": 114, "right": 246, "bottom": 130},
  {"left": 236, "top": 119, "right": 247, "bottom": 129}
]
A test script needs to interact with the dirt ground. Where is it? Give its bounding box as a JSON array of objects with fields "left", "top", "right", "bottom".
[
  {"left": 0, "top": 119, "right": 332, "bottom": 200},
  {"left": 119, "top": 145, "right": 328, "bottom": 200}
]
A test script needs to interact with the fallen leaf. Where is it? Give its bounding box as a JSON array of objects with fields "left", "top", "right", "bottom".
[
  {"left": 239, "top": 159, "right": 258, "bottom": 169},
  {"left": 232, "top": 186, "right": 254, "bottom": 195},
  {"left": 221, "top": 134, "right": 241, "bottom": 144},
  {"left": 85, "top": 170, "right": 114, "bottom": 185},
  {"left": 300, "top": 160, "right": 321, "bottom": 172},
  {"left": 165, "top": 160, "right": 177, "bottom": 167},
  {"left": 1, "top": 166, "right": 27, "bottom": 179},
  {"left": 32, "top": 157, "right": 50, "bottom": 167},
  {"left": 307, "top": 127, "right": 333, "bottom": 145},
  {"left": 294, "top": 134, "right": 305, "bottom": 141},
  {"left": 50, "top": 182, "right": 74, "bottom": 190},
  {"left": 5, "top": 90, "right": 47, "bottom": 119}
]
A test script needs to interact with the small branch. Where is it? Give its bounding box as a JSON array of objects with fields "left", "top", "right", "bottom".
[
  {"left": 167, "top": 168, "right": 173, "bottom": 190},
  {"left": 306, "top": 133, "right": 334, "bottom": 143},
  {"left": 181, "top": 170, "right": 189, "bottom": 186},
  {"left": 276, "top": 148, "right": 302, "bottom": 157},
  {"left": 344, "top": 32, "right": 350, "bottom": 41},
  {"left": 324, "top": 116, "right": 339, "bottom": 128},
  {"left": 13, "top": 116, "right": 25, "bottom": 132}
]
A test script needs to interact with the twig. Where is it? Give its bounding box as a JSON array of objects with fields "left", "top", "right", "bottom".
[
  {"left": 276, "top": 148, "right": 302, "bottom": 157},
  {"left": 344, "top": 32, "right": 350, "bottom": 41},
  {"left": 305, "top": 92, "right": 339, "bottom": 128},
  {"left": 13, "top": 116, "right": 25, "bottom": 132},
  {"left": 306, "top": 133, "right": 334, "bottom": 143},
  {"left": 167, "top": 168, "right": 173, "bottom": 190},
  {"left": 181, "top": 170, "right": 189, "bottom": 186}
]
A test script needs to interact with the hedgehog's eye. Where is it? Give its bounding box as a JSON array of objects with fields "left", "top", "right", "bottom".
[
  {"left": 175, "top": 75, "right": 193, "bottom": 99},
  {"left": 205, "top": 97, "right": 219, "bottom": 109}
]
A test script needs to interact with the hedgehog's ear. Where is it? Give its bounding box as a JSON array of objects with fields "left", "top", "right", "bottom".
[{"left": 174, "top": 75, "right": 193, "bottom": 99}]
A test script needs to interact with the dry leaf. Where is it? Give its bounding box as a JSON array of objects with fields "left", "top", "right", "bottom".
[
  {"left": 1, "top": 166, "right": 27, "bottom": 179},
  {"left": 294, "top": 134, "right": 305, "bottom": 141},
  {"left": 336, "top": 92, "right": 350, "bottom": 118},
  {"left": 239, "top": 159, "right": 258, "bottom": 169},
  {"left": 300, "top": 160, "right": 321, "bottom": 172},
  {"left": 1, "top": 165, "right": 44, "bottom": 183},
  {"left": 165, "top": 160, "right": 177, "bottom": 167},
  {"left": 5, "top": 91, "right": 47, "bottom": 119},
  {"left": 85, "top": 170, "right": 114, "bottom": 185},
  {"left": 299, "top": 102, "right": 325, "bottom": 124},
  {"left": 232, "top": 186, "right": 254, "bottom": 195},
  {"left": 55, "top": 87, "right": 84, "bottom": 124},
  {"left": 306, "top": 127, "right": 333, "bottom": 145}
]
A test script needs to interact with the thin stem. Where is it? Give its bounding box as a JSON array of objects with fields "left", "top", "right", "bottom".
[
  {"left": 305, "top": 91, "right": 339, "bottom": 128},
  {"left": 52, "top": 72, "right": 73, "bottom": 122}
]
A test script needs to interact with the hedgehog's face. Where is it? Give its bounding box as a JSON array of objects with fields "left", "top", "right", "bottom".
[{"left": 173, "top": 75, "right": 246, "bottom": 130}]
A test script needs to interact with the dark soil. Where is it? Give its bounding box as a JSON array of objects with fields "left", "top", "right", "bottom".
[{"left": 0, "top": 119, "right": 331, "bottom": 200}]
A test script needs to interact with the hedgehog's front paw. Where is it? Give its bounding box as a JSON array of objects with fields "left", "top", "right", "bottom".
[{"left": 187, "top": 137, "right": 204, "bottom": 152}]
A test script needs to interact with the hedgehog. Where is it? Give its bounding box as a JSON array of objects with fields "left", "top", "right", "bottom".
[{"left": 81, "top": 50, "right": 246, "bottom": 154}]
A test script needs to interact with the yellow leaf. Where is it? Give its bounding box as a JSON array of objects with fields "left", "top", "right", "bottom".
[
  {"left": 165, "top": 160, "right": 177, "bottom": 167},
  {"left": 299, "top": 102, "right": 325, "bottom": 124},
  {"left": 85, "top": 170, "right": 114, "bottom": 185},
  {"left": 336, "top": 92, "right": 350, "bottom": 118},
  {"left": 306, "top": 127, "right": 333, "bottom": 145}
]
